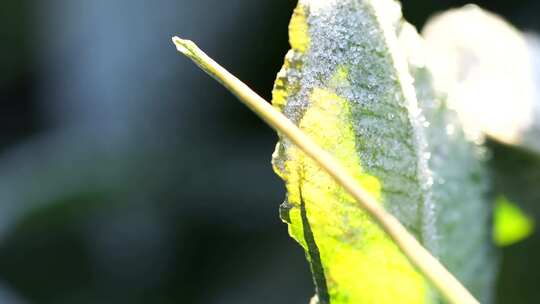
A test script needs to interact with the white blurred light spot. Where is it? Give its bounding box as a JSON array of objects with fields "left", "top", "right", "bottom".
[{"left": 423, "top": 5, "right": 537, "bottom": 147}]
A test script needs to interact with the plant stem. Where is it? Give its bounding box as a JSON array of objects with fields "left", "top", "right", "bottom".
[{"left": 172, "top": 36, "right": 480, "bottom": 304}]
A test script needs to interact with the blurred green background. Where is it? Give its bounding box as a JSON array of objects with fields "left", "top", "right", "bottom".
[{"left": 0, "top": 0, "right": 539, "bottom": 303}]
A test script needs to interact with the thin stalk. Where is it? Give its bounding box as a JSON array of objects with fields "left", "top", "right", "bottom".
[{"left": 172, "top": 36, "right": 480, "bottom": 304}]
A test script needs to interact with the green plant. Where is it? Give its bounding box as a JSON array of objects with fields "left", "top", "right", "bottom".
[{"left": 173, "top": 1, "right": 538, "bottom": 303}]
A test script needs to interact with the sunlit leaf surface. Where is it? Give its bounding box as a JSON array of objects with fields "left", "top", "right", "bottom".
[{"left": 272, "top": 1, "right": 495, "bottom": 303}]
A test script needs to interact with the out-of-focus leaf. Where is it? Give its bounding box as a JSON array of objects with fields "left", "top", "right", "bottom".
[
  {"left": 493, "top": 196, "right": 534, "bottom": 247},
  {"left": 489, "top": 139, "right": 540, "bottom": 249},
  {"left": 422, "top": 5, "right": 540, "bottom": 155},
  {"left": 271, "top": 0, "right": 494, "bottom": 303},
  {"left": 488, "top": 140, "right": 540, "bottom": 303}
]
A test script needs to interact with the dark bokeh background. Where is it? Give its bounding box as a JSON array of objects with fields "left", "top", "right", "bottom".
[{"left": 0, "top": 1, "right": 538, "bottom": 303}]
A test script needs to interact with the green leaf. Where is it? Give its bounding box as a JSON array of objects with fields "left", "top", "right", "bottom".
[
  {"left": 493, "top": 196, "right": 534, "bottom": 247},
  {"left": 400, "top": 24, "right": 496, "bottom": 303},
  {"left": 490, "top": 142, "right": 540, "bottom": 246},
  {"left": 271, "top": 1, "right": 495, "bottom": 303}
]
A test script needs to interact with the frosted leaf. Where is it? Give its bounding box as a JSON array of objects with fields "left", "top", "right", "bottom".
[
  {"left": 271, "top": 1, "right": 496, "bottom": 303},
  {"left": 400, "top": 22, "right": 496, "bottom": 303}
]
